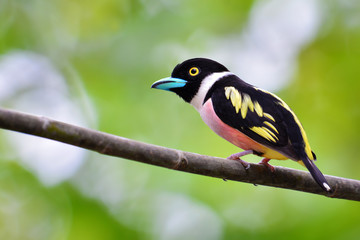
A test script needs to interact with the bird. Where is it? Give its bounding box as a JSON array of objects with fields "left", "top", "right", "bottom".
[{"left": 151, "top": 58, "right": 331, "bottom": 192}]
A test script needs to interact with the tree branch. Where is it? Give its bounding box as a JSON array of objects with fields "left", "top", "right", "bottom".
[{"left": 0, "top": 107, "right": 358, "bottom": 201}]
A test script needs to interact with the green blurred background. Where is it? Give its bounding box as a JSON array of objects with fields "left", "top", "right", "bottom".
[{"left": 0, "top": 0, "right": 359, "bottom": 239}]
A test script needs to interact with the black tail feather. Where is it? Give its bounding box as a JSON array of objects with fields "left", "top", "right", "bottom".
[{"left": 302, "top": 158, "right": 331, "bottom": 192}]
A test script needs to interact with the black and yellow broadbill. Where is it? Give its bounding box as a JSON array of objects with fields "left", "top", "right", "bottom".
[{"left": 152, "top": 58, "right": 331, "bottom": 192}]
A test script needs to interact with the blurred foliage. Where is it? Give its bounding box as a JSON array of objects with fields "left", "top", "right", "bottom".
[{"left": 0, "top": 0, "right": 360, "bottom": 239}]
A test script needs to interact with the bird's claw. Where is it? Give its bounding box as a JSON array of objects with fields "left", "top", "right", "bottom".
[
  {"left": 227, "top": 150, "right": 253, "bottom": 170},
  {"left": 227, "top": 157, "right": 250, "bottom": 170},
  {"left": 259, "top": 158, "right": 275, "bottom": 172},
  {"left": 238, "top": 159, "right": 251, "bottom": 170}
]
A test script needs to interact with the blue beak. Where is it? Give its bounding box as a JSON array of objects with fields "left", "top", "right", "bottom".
[{"left": 151, "top": 77, "right": 187, "bottom": 91}]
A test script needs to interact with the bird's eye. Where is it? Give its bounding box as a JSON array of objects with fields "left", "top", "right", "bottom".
[{"left": 189, "top": 67, "right": 200, "bottom": 76}]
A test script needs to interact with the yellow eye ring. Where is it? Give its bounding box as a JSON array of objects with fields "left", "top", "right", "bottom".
[{"left": 189, "top": 67, "right": 200, "bottom": 76}]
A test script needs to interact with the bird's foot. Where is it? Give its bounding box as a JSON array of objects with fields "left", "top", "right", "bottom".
[
  {"left": 258, "top": 158, "right": 275, "bottom": 172},
  {"left": 238, "top": 159, "right": 251, "bottom": 170},
  {"left": 227, "top": 150, "right": 253, "bottom": 160},
  {"left": 227, "top": 150, "right": 253, "bottom": 170}
]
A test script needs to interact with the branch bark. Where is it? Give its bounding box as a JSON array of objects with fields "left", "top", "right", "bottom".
[{"left": 0, "top": 107, "right": 358, "bottom": 201}]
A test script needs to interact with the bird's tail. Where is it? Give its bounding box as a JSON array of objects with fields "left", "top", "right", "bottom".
[{"left": 301, "top": 158, "right": 332, "bottom": 192}]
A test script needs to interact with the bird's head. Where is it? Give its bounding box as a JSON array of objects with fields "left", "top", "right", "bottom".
[{"left": 151, "top": 58, "right": 229, "bottom": 103}]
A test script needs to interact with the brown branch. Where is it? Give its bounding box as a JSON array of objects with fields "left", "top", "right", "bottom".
[{"left": 0, "top": 107, "right": 359, "bottom": 201}]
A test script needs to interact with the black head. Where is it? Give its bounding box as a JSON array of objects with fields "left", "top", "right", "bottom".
[{"left": 152, "top": 58, "right": 229, "bottom": 102}]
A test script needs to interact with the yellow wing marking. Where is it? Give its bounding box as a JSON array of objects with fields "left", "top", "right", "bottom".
[
  {"left": 263, "top": 121, "right": 279, "bottom": 134},
  {"left": 254, "top": 101, "right": 263, "bottom": 117},
  {"left": 231, "top": 89, "right": 242, "bottom": 114},
  {"left": 240, "top": 94, "right": 253, "bottom": 118},
  {"left": 250, "top": 126, "right": 277, "bottom": 143},
  {"left": 224, "top": 87, "right": 242, "bottom": 113},
  {"left": 263, "top": 127, "right": 279, "bottom": 140},
  {"left": 225, "top": 87, "right": 231, "bottom": 99},
  {"left": 224, "top": 87, "right": 258, "bottom": 119},
  {"left": 263, "top": 113, "right": 275, "bottom": 122},
  {"left": 241, "top": 101, "right": 248, "bottom": 119},
  {"left": 243, "top": 94, "right": 254, "bottom": 112}
]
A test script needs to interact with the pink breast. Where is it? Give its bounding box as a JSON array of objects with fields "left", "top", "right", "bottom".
[{"left": 199, "top": 99, "right": 265, "bottom": 153}]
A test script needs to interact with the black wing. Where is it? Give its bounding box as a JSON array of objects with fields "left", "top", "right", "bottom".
[{"left": 205, "top": 76, "right": 301, "bottom": 160}]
